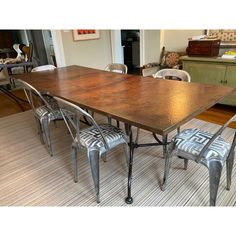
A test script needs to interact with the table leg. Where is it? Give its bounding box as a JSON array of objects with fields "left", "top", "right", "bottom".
[{"left": 125, "top": 123, "right": 134, "bottom": 204}]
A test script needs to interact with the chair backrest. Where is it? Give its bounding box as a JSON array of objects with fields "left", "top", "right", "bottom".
[
  {"left": 31, "top": 65, "right": 56, "bottom": 72},
  {"left": 17, "top": 79, "right": 55, "bottom": 114},
  {"left": 53, "top": 96, "right": 109, "bottom": 149},
  {"left": 196, "top": 114, "right": 236, "bottom": 163},
  {"left": 105, "top": 63, "right": 128, "bottom": 74},
  {"left": 153, "top": 69, "right": 191, "bottom": 82}
]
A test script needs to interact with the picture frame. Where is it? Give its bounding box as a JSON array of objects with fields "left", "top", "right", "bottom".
[
  {"left": 206, "top": 29, "right": 236, "bottom": 47},
  {"left": 73, "top": 30, "right": 100, "bottom": 41}
]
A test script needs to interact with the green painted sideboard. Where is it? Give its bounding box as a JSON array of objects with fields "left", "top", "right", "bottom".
[{"left": 180, "top": 56, "right": 236, "bottom": 106}]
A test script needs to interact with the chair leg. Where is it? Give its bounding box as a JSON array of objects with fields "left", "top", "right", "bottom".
[
  {"left": 116, "top": 120, "right": 120, "bottom": 128},
  {"left": 161, "top": 142, "right": 175, "bottom": 191},
  {"left": 162, "top": 134, "right": 168, "bottom": 159},
  {"left": 177, "top": 127, "right": 180, "bottom": 134},
  {"left": 101, "top": 153, "right": 107, "bottom": 162},
  {"left": 208, "top": 161, "right": 223, "bottom": 206},
  {"left": 35, "top": 118, "right": 44, "bottom": 144},
  {"left": 108, "top": 117, "right": 112, "bottom": 125},
  {"left": 41, "top": 118, "right": 53, "bottom": 156},
  {"left": 226, "top": 151, "right": 235, "bottom": 190},
  {"left": 184, "top": 159, "right": 188, "bottom": 170},
  {"left": 88, "top": 150, "right": 100, "bottom": 203},
  {"left": 71, "top": 143, "right": 78, "bottom": 182}
]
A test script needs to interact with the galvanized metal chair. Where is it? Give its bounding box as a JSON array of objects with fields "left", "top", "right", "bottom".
[
  {"left": 162, "top": 115, "right": 236, "bottom": 206},
  {"left": 18, "top": 79, "right": 73, "bottom": 156},
  {"left": 54, "top": 96, "right": 129, "bottom": 203},
  {"left": 153, "top": 68, "right": 191, "bottom": 82},
  {"left": 135, "top": 69, "right": 191, "bottom": 145},
  {"left": 105, "top": 63, "right": 128, "bottom": 74},
  {"left": 105, "top": 63, "right": 128, "bottom": 128}
]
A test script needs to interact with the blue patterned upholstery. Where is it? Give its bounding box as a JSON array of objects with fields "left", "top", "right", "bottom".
[{"left": 174, "top": 128, "right": 230, "bottom": 167}]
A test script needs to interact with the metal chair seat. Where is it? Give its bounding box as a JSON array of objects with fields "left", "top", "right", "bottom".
[
  {"left": 79, "top": 124, "right": 128, "bottom": 154},
  {"left": 35, "top": 105, "right": 72, "bottom": 122},
  {"left": 174, "top": 128, "right": 230, "bottom": 167}
]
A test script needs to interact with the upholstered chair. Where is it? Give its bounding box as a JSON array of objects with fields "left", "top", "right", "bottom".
[
  {"left": 18, "top": 79, "right": 73, "bottom": 156},
  {"left": 104, "top": 63, "right": 128, "bottom": 128},
  {"left": 162, "top": 115, "right": 236, "bottom": 206},
  {"left": 153, "top": 68, "right": 191, "bottom": 82},
  {"left": 135, "top": 69, "right": 191, "bottom": 146},
  {"left": 54, "top": 96, "right": 129, "bottom": 203}
]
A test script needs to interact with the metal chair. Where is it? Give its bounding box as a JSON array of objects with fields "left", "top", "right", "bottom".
[
  {"left": 31, "top": 65, "right": 60, "bottom": 121},
  {"left": 105, "top": 63, "right": 128, "bottom": 128},
  {"left": 105, "top": 63, "right": 128, "bottom": 74},
  {"left": 18, "top": 79, "right": 73, "bottom": 156},
  {"left": 152, "top": 68, "right": 191, "bottom": 82},
  {"left": 54, "top": 96, "right": 129, "bottom": 203},
  {"left": 135, "top": 69, "right": 191, "bottom": 145},
  {"left": 162, "top": 115, "right": 236, "bottom": 206}
]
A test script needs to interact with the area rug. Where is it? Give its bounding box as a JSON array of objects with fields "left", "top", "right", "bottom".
[{"left": 0, "top": 110, "right": 235, "bottom": 206}]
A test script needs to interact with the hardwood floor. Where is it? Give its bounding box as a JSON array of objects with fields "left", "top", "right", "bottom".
[
  {"left": 196, "top": 103, "right": 236, "bottom": 129},
  {"left": 0, "top": 89, "right": 30, "bottom": 118},
  {"left": 0, "top": 89, "right": 236, "bottom": 128}
]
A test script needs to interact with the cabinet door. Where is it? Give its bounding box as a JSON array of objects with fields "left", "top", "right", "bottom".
[
  {"left": 222, "top": 66, "right": 236, "bottom": 106},
  {"left": 183, "top": 62, "right": 226, "bottom": 85}
]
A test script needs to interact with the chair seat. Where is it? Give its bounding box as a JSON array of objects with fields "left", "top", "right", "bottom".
[
  {"left": 174, "top": 128, "right": 230, "bottom": 167},
  {"left": 36, "top": 106, "right": 72, "bottom": 121},
  {"left": 79, "top": 124, "right": 127, "bottom": 154}
]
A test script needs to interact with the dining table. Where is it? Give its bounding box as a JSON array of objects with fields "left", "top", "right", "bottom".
[{"left": 12, "top": 65, "right": 235, "bottom": 204}]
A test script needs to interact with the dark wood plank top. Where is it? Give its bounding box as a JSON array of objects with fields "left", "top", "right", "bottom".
[{"left": 13, "top": 65, "right": 235, "bottom": 135}]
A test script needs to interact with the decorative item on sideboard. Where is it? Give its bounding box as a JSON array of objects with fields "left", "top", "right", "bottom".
[{"left": 186, "top": 39, "right": 221, "bottom": 57}]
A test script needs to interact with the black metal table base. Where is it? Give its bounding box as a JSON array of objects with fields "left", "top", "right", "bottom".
[{"left": 124, "top": 126, "right": 169, "bottom": 204}]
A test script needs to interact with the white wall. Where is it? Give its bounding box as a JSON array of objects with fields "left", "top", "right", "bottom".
[
  {"left": 58, "top": 29, "right": 205, "bottom": 68},
  {"left": 60, "top": 30, "right": 112, "bottom": 69},
  {"left": 142, "top": 30, "right": 161, "bottom": 65},
  {"left": 160, "top": 29, "right": 204, "bottom": 51}
]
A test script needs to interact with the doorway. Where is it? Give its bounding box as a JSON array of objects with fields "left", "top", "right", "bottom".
[
  {"left": 25, "top": 30, "right": 57, "bottom": 67},
  {"left": 121, "top": 30, "right": 140, "bottom": 74}
]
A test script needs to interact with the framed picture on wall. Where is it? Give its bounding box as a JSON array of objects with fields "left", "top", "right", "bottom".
[{"left": 73, "top": 30, "right": 100, "bottom": 41}]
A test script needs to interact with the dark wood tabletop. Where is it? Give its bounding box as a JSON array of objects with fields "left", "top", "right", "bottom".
[{"left": 13, "top": 65, "right": 235, "bottom": 135}]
